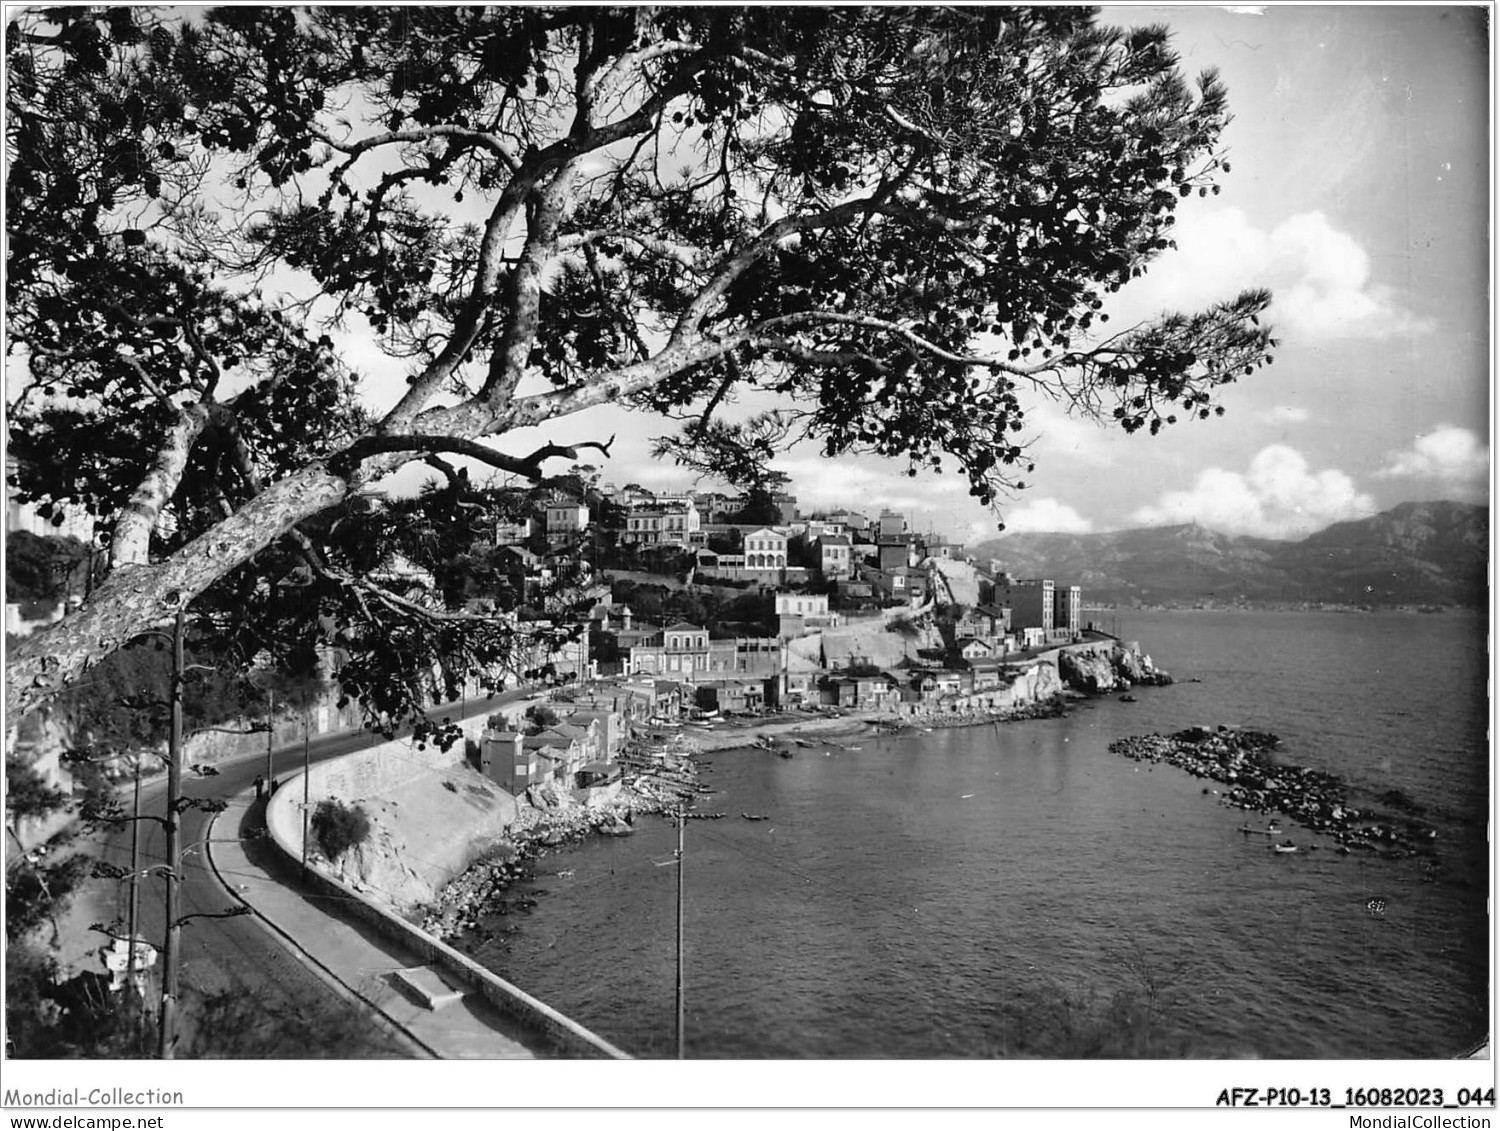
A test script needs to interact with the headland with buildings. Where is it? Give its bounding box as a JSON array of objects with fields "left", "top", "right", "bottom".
[{"left": 264, "top": 480, "right": 1173, "bottom": 942}]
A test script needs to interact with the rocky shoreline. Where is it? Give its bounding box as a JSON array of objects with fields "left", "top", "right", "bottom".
[
  {"left": 1058, "top": 641, "right": 1174, "bottom": 694},
  {"left": 1108, "top": 727, "right": 1440, "bottom": 857},
  {"left": 420, "top": 737, "right": 703, "bottom": 940}
]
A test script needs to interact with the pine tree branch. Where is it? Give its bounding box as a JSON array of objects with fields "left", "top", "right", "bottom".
[{"left": 333, "top": 433, "right": 614, "bottom": 481}]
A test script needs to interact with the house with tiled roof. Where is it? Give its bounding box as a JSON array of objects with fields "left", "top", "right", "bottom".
[{"left": 957, "top": 637, "right": 994, "bottom": 662}]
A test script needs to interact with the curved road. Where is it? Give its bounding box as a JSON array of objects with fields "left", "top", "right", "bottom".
[{"left": 78, "top": 691, "right": 525, "bottom": 1057}]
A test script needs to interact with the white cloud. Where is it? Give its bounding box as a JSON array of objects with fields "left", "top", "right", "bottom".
[
  {"left": 1375, "top": 425, "right": 1490, "bottom": 490},
  {"left": 1118, "top": 208, "right": 1432, "bottom": 341},
  {"left": 1130, "top": 444, "right": 1376, "bottom": 539},
  {"left": 998, "top": 498, "right": 1095, "bottom": 535},
  {"left": 1256, "top": 404, "right": 1312, "bottom": 425},
  {"left": 772, "top": 453, "right": 969, "bottom": 516},
  {"left": 1024, "top": 401, "right": 1115, "bottom": 467}
]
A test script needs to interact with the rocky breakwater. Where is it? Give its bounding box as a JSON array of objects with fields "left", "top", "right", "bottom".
[
  {"left": 1059, "top": 641, "right": 1173, "bottom": 695},
  {"left": 421, "top": 737, "right": 705, "bottom": 941},
  {"left": 1108, "top": 727, "right": 1439, "bottom": 857}
]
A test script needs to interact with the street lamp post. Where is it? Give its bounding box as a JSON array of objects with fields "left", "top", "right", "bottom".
[
  {"left": 157, "top": 607, "right": 185, "bottom": 1060},
  {"left": 675, "top": 805, "right": 685, "bottom": 1060},
  {"left": 125, "top": 763, "right": 142, "bottom": 1029},
  {"left": 300, "top": 708, "right": 312, "bottom": 880},
  {"left": 265, "top": 688, "right": 275, "bottom": 791}
]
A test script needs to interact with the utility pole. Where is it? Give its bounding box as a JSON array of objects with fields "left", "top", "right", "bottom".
[
  {"left": 265, "top": 688, "right": 275, "bottom": 788},
  {"left": 157, "top": 606, "right": 185, "bottom": 1060},
  {"left": 675, "top": 804, "right": 685, "bottom": 1060},
  {"left": 126, "top": 762, "right": 142, "bottom": 1037},
  {"left": 301, "top": 708, "right": 311, "bottom": 880}
]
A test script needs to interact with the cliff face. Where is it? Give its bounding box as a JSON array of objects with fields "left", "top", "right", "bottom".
[
  {"left": 1057, "top": 642, "right": 1172, "bottom": 694},
  {"left": 1009, "top": 657, "right": 1064, "bottom": 704},
  {"left": 1058, "top": 649, "right": 1118, "bottom": 693}
]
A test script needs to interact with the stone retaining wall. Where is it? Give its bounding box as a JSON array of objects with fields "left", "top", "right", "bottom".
[
  {"left": 264, "top": 720, "right": 629, "bottom": 1060},
  {"left": 276, "top": 851, "right": 629, "bottom": 1058}
]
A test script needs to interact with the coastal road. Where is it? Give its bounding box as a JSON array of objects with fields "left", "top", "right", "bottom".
[{"left": 73, "top": 690, "right": 526, "bottom": 1056}]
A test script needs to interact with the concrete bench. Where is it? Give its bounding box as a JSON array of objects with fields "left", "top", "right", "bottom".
[{"left": 392, "top": 966, "right": 466, "bottom": 1011}]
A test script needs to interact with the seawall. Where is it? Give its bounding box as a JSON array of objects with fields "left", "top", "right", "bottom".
[{"left": 264, "top": 719, "right": 629, "bottom": 1059}]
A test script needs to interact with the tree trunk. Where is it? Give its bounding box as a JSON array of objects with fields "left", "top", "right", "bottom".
[{"left": 5, "top": 464, "right": 349, "bottom": 719}]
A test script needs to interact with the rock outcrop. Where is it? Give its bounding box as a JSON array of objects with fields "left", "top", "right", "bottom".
[
  {"left": 1058, "top": 649, "right": 1120, "bottom": 693},
  {"left": 1112, "top": 641, "right": 1173, "bottom": 686},
  {"left": 319, "top": 766, "right": 518, "bottom": 913},
  {"left": 1058, "top": 642, "right": 1172, "bottom": 694},
  {"left": 329, "top": 813, "right": 435, "bottom": 911}
]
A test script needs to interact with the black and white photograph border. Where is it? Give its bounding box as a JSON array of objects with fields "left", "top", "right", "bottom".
[{"left": 1, "top": 0, "right": 1491, "bottom": 1119}]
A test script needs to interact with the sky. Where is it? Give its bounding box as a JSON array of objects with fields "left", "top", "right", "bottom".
[{"left": 344, "top": 4, "right": 1491, "bottom": 546}]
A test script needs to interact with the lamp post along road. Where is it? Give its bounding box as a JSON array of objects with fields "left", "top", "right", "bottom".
[
  {"left": 265, "top": 688, "right": 275, "bottom": 788},
  {"left": 301, "top": 711, "right": 311, "bottom": 880},
  {"left": 676, "top": 805, "right": 685, "bottom": 1061},
  {"left": 157, "top": 606, "right": 185, "bottom": 1060},
  {"left": 126, "top": 764, "right": 142, "bottom": 1017}
]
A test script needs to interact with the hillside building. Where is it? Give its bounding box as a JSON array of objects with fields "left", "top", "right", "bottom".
[
  {"left": 830, "top": 511, "right": 871, "bottom": 534},
  {"left": 1053, "top": 584, "right": 1082, "bottom": 640},
  {"left": 624, "top": 498, "right": 700, "bottom": 547},
  {"left": 818, "top": 534, "right": 853, "bottom": 578},
  {"left": 629, "top": 622, "right": 710, "bottom": 676},
  {"left": 492, "top": 517, "right": 537, "bottom": 546},
  {"left": 744, "top": 527, "right": 788, "bottom": 569},
  {"left": 999, "top": 578, "right": 1055, "bottom": 634},
  {"left": 878, "top": 539, "right": 919, "bottom": 571},
  {"left": 877, "top": 510, "right": 908, "bottom": 541},
  {"left": 775, "top": 591, "right": 841, "bottom": 636},
  {"left": 545, "top": 500, "right": 590, "bottom": 538}
]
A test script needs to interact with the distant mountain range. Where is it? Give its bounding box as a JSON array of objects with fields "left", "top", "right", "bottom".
[{"left": 968, "top": 501, "right": 1488, "bottom": 608}]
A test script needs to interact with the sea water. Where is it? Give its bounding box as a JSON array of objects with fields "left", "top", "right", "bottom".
[{"left": 461, "top": 610, "right": 1489, "bottom": 1058}]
